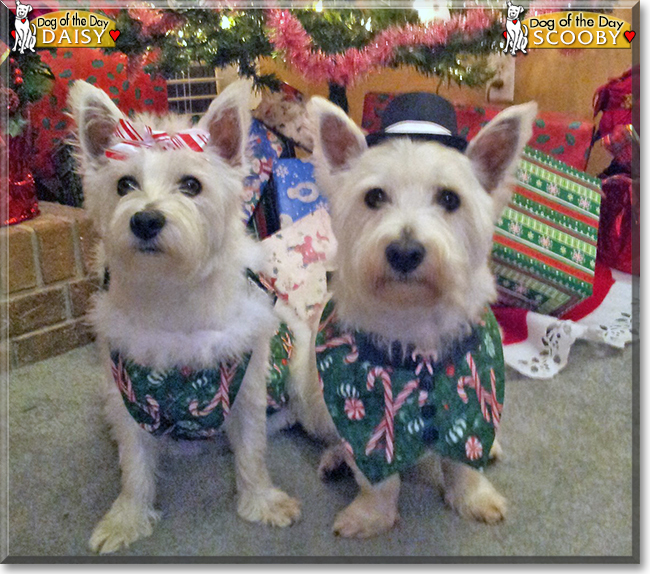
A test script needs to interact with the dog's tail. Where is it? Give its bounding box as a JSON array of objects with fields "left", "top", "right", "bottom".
[
  {"left": 30, "top": 23, "right": 36, "bottom": 35},
  {"left": 522, "top": 24, "right": 528, "bottom": 36}
]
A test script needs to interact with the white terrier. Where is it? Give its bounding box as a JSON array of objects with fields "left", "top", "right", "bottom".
[
  {"left": 69, "top": 80, "right": 300, "bottom": 554},
  {"left": 300, "top": 95, "right": 536, "bottom": 538}
]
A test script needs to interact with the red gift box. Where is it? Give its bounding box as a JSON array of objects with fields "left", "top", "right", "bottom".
[
  {"left": 361, "top": 93, "right": 594, "bottom": 171},
  {"left": 29, "top": 48, "right": 168, "bottom": 180}
]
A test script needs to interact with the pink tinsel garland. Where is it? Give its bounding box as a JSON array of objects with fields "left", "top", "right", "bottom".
[{"left": 266, "top": 9, "right": 502, "bottom": 87}]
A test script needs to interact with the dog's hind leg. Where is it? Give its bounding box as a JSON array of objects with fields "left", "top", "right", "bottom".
[
  {"left": 226, "top": 335, "right": 301, "bottom": 528},
  {"left": 332, "top": 462, "right": 401, "bottom": 538},
  {"left": 440, "top": 456, "right": 506, "bottom": 523},
  {"left": 411, "top": 451, "right": 505, "bottom": 523},
  {"left": 89, "top": 360, "right": 160, "bottom": 554}
]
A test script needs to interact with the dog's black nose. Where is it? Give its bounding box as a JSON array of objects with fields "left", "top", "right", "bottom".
[
  {"left": 130, "top": 210, "right": 166, "bottom": 241},
  {"left": 385, "top": 239, "right": 426, "bottom": 274}
]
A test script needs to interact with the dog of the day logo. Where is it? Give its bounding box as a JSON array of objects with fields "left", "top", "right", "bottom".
[
  {"left": 11, "top": 0, "right": 36, "bottom": 53},
  {"left": 503, "top": 1, "right": 529, "bottom": 56},
  {"left": 8, "top": 2, "right": 121, "bottom": 49},
  {"left": 523, "top": 11, "right": 635, "bottom": 49}
]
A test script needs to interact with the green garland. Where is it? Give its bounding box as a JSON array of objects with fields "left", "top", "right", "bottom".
[
  {"left": 106, "top": 8, "right": 505, "bottom": 92},
  {"left": 1, "top": 51, "right": 54, "bottom": 137}
]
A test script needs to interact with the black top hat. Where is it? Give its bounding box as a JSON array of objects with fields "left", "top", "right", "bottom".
[{"left": 365, "top": 92, "right": 468, "bottom": 152}]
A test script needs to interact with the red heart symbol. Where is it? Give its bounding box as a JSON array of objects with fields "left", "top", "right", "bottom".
[
  {"left": 21, "top": 18, "right": 26, "bottom": 23},
  {"left": 624, "top": 30, "right": 636, "bottom": 43},
  {"left": 513, "top": 19, "right": 517, "bottom": 24},
  {"left": 109, "top": 29, "right": 120, "bottom": 41},
  {"left": 11, "top": 30, "right": 15, "bottom": 38},
  {"left": 503, "top": 31, "right": 507, "bottom": 38}
]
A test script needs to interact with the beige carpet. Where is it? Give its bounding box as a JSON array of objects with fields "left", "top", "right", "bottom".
[{"left": 4, "top": 340, "right": 637, "bottom": 561}]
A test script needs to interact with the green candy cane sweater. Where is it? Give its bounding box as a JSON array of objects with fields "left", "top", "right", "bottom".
[
  {"left": 111, "top": 325, "right": 293, "bottom": 441},
  {"left": 316, "top": 301, "right": 505, "bottom": 485}
]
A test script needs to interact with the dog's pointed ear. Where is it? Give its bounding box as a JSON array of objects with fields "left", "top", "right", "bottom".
[
  {"left": 199, "top": 79, "right": 251, "bottom": 167},
  {"left": 466, "top": 101, "right": 537, "bottom": 213},
  {"left": 69, "top": 80, "right": 123, "bottom": 163},
  {"left": 308, "top": 96, "right": 367, "bottom": 173}
]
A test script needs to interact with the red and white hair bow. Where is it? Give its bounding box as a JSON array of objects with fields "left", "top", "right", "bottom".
[{"left": 105, "top": 118, "right": 210, "bottom": 160}]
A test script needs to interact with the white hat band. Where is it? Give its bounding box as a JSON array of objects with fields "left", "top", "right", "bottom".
[{"left": 384, "top": 120, "right": 452, "bottom": 136}]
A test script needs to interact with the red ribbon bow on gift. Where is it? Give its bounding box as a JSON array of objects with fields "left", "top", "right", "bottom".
[{"left": 105, "top": 119, "right": 210, "bottom": 160}]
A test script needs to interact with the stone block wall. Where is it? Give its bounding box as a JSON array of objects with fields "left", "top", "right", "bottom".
[{"left": 2, "top": 202, "right": 101, "bottom": 369}]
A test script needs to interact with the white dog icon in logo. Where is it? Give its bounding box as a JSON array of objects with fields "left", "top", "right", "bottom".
[
  {"left": 12, "top": 0, "right": 36, "bottom": 54},
  {"left": 504, "top": 1, "right": 528, "bottom": 56}
]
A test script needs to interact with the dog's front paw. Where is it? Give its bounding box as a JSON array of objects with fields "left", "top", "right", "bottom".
[
  {"left": 333, "top": 498, "right": 399, "bottom": 538},
  {"left": 237, "top": 488, "right": 301, "bottom": 528},
  {"left": 89, "top": 496, "right": 161, "bottom": 554},
  {"left": 445, "top": 477, "right": 507, "bottom": 524}
]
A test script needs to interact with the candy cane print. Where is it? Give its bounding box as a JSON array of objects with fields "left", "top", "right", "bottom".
[
  {"left": 457, "top": 376, "right": 469, "bottom": 403},
  {"left": 188, "top": 363, "right": 237, "bottom": 417},
  {"left": 366, "top": 366, "right": 391, "bottom": 391},
  {"left": 365, "top": 375, "right": 419, "bottom": 463},
  {"left": 142, "top": 395, "right": 161, "bottom": 433},
  {"left": 489, "top": 368, "right": 503, "bottom": 430},
  {"left": 457, "top": 353, "right": 483, "bottom": 418},
  {"left": 469, "top": 352, "right": 492, "bottom": 424},
  {"left": 457, "top": 353, "right": 501, "bottom": 426},
  {"left": 394, "top": 380, "right": 419, "bottom": 411},
  {"left": 281, "top": 330, "right": 293, "bottom": 360},
  {"left": 111, "top": 356, "right": 136, "bottom": 403},
  {"left": 365, "top": 367, "right": 394, "bottom": 461},
  {"left": 315, "top": 333, "right": 358, "bottom": 363}
]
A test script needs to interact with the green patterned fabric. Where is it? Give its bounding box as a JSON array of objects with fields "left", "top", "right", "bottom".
[
  {"left": 266, "top": 323, "right": 294, "bottom": 412},
  {"left": 317, "top": 301, "right": 505, "bottom": 485},
  {"left": 491, "top": 146, "right": 601, "bottom": 316},
  {"left": 111, "top": 350, "right": 250, "bottom": 440},
  {"left": 111, "top": 323, "right": 293, "bottom": 440}
]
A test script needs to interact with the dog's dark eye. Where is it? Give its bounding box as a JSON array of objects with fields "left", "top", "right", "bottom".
[
  {"left": 437, "top": 188, "right": 461, "bottom": 212},
  {"left": 364, "top": 188, "right": 389, "bottom": 209},
  {"left": 117, "top": 176, "right": 139, "bottom": 197},
  {"left": 179, "top": 176, "right": 202, "bottom": 197}
]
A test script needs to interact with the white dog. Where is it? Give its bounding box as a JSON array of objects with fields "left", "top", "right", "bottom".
[
  {"left": 298, "top": 95, "right": 536, "bottom": 538},
  {"left": 70, "top": 80, "right": 300, "bottom": 553},
  {"left": 12, "top": 0, "right": 36, "bottom": 54},
  {"left": 504, "top": 1, "right": 528, "bottom": 55}
]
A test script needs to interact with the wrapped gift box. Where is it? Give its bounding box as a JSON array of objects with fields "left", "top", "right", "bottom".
[
  {"left": 242, "top": 119, "right": 294, "bottom": 224},
  {"left": 260, "top": 207, "right": 336, "bottom": 323},
  {"left": 269, "top": 158, "right": 328, "bottom": 228},
  {"left": 491, "top": 147, "right": 601, "bottom": 316},
  {"left": 29, "top": 48, "right": 169, "bottom": 182},
  {"left": 362, "top": 94, "right": 594, "bottom": 171}
]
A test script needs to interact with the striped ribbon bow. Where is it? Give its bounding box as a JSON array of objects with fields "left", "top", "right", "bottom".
[{"left": 105, "top": 118, "right": 210, "bottom": 160}]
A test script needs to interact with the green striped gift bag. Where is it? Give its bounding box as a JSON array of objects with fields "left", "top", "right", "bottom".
[{"left": 491, "top": 147, "right": 601, "bottom": 316}]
